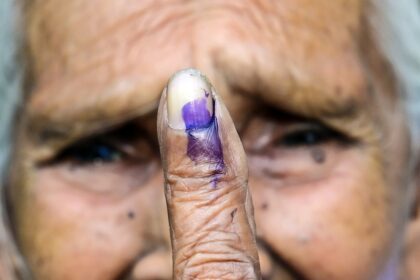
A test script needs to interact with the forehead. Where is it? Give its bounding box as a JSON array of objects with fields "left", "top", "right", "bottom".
[{"left": 25, "top": 0, "right": 369, "bottom": 141}]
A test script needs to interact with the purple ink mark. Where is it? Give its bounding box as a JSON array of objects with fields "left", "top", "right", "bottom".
[
  {"left": 181, "top": 97, "right": 225, "bottom": 186},
  {"left": 185, "top": 119, "right": 224, "bottom": 167},
  {"left": 182, "top": 97, "right": 212, "bottom": 130}
]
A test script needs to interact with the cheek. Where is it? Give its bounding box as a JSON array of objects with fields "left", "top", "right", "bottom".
[
  {"left": 249, "top": 151, "right": 399, "bottom": 280},
  {"left": 15, "top": 168, "right": 168, "bottom": 280}
]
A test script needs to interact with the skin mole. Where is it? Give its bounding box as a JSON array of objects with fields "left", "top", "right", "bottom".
[
  {"left": 127, "top": 211, "right": 136, "bottom": 219},
  {"left": 261, "top": 203, "right": 269, "bottom": 210},
  {"left": 310, "top": 147, "right": 326, "bottom": 164},
  {"left": 335, "top": 86, "right": 342, "bottom": 97},
  {"left": 36, "top": 257, "right": 47, "bottom": 267}
]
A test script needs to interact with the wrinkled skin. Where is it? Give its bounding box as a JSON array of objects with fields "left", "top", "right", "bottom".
[{"left": 7, "top": 0, "right": 420, "bottom": 279}]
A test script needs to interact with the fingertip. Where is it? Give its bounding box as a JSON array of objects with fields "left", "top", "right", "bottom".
[{"left": 166, "top": 68, "right": 214, "bottom": 130}]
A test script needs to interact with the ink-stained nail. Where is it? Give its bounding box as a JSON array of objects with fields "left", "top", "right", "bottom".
[{"left": 167, "top": 68, "right": 214, "bottom": 130}]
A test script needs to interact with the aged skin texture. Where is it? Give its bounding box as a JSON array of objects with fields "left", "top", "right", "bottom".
[{"left": 7, "top": 0, "right": 419, "bottom": 279}]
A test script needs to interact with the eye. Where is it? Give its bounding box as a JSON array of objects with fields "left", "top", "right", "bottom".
[
  {"left": 59, "top": 140, "right": 123, "bottom": 165},
  {"left": 44, "top": 122, "right": 156, "bottom": 167},
  {"left": 37, "top": 122, "right": 158, "bottom": 196},
  {"left": 242, "top": 110, "right": 358, "bottom": 187},
  {"left": 277, "top": 126, "right": 341, "bottom": 147}
]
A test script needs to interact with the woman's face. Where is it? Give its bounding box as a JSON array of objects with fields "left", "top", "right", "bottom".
[{"left": 10, "top": 0, "right": 416, "bottom": 279}]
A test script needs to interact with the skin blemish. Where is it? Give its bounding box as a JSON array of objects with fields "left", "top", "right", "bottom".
[
  {"left": 127, "top": 211, "right": 135, "bottom": 220},
  {"left": 311, "top": 147, "right": 326, "bottom": 164},
  {"left": 335, "top": 86, "right": 342, "bottom": 97},
  {"left": 36, "top": 257, "right": 49, "bottom": 267},
  {"left": 261, "top": 202, "right": 269, "bottom": 210}
]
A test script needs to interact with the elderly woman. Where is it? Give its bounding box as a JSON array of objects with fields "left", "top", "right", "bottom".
[{"left": 1, "top": 0, "right": 420, "bottom": 279}]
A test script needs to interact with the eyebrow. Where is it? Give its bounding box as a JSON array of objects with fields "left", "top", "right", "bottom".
[
  {"left": 230, "top": 72, "right": 366, "bottom": 122},
  {"left": 26, "top": 82, "right": 162, "bottom": 152},
  {"left": 218, "top": 49, "right": 369, "bottom": 124}
]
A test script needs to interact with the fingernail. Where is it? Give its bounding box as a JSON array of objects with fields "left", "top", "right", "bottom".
[{"left": 167, "top": 68, "right": 214, "bottom": 130}]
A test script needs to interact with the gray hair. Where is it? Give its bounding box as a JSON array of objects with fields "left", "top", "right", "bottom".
[
  {"left": 0, "top": 0, "right": 28, "bottom": 278},
  {"left": 0, "top": 0, "right": 419, "bottom": 279},
  {"left": 370, "top": 0, "right": 420, "bottom": 163}
]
